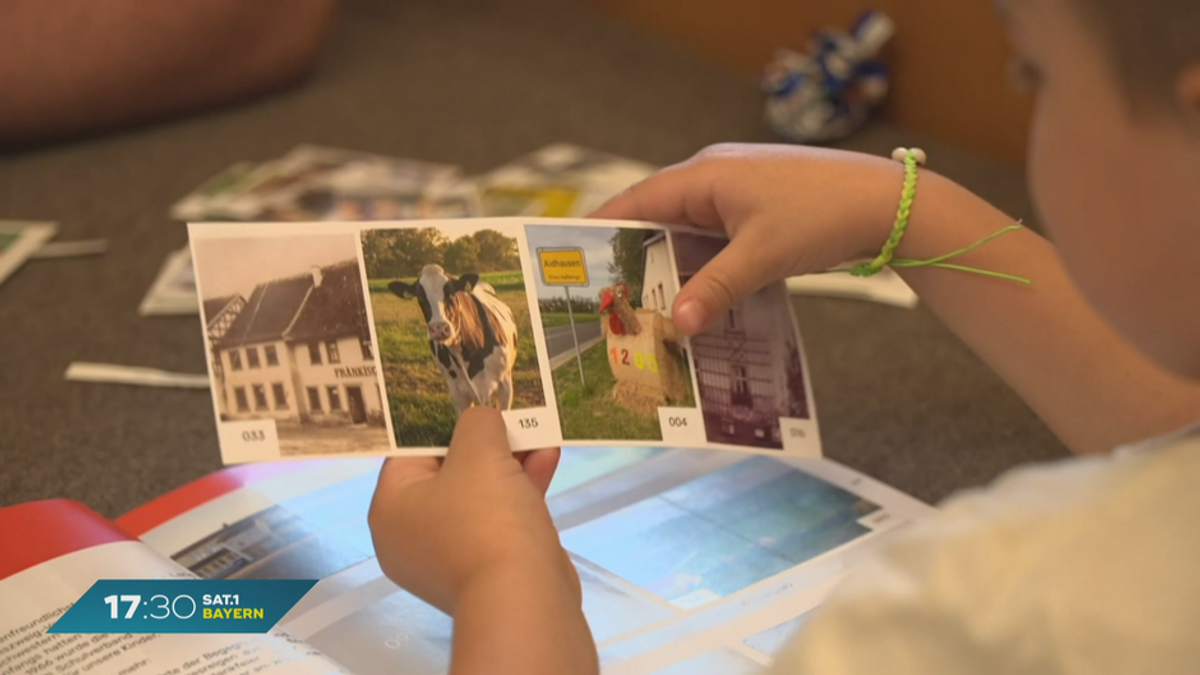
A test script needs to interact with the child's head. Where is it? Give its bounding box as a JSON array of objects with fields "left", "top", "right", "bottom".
[{"left": 1002, "top": 0, "right": 1200, "bottom": 378}]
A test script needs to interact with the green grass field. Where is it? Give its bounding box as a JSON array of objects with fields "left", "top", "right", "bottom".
[
  {"left": 539, "top": 311, "right": 600, "bottom": 329},
  {"left": 369, "top": 270, "right": 544, "bottom": 446},
  {"left": 552, "top": 342, "right": 695, "bottom": 441}
]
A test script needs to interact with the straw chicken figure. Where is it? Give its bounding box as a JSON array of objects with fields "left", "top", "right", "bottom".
[
  {"left": 597, "top": 281, "right": 687, "bottom": 414},
  {"left": 598, "top": 283, "right": 641, "bottom": 336}
]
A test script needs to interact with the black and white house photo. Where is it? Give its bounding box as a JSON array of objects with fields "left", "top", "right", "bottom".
[
  {"left": 193, "top": 234, "right": 389, "bottom": 456},
  {"left": 671, "top": 231, "right": 811, "bottom": 450}
]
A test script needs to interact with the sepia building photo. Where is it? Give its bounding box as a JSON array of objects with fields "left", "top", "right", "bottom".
[
  {"left": 195, "top": 234, "right": 389, "bottom": 455},
  {"left": 671, "top": 232, "right": 810, "bottom": 450},
  {"left": 204, "top": 294, "right": 246, "bottom": 415}
]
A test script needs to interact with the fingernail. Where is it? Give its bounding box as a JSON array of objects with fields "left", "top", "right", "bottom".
[{"left": 674, "top": 300, "right": 706, "bottom": 335}]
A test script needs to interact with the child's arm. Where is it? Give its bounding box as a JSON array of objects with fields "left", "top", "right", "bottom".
[
  {"left": 880, "top": 170, "right": 1199, "bottom": 455},
  {"left": 593, "top": 144, "right": 1200, "bottom": 455},
  {"left": 369, "top": 408, "right": 598, "bottom": 675},
  {"left": 448, "top": 557, "right": 594, "bottom": 674}
]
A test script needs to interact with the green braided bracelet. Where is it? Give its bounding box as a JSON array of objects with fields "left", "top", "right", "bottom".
[{"left": 838, "top": 147, "right": 1031, "bottom": 285}]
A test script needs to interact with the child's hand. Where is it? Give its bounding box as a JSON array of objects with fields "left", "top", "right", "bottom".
[
  {"left": 368, "top": 408, "right": 576, "bottom": 614},
  {"left": 592, "top": 143, "right": 902, "bottom": 334}
]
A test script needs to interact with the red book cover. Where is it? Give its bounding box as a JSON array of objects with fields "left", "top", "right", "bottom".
[
  {"left": 0, "top": 500, "right": 134, "bottom": 580},
  {"left": 116, "top": 462, "right": 316, "bottom": 536}
]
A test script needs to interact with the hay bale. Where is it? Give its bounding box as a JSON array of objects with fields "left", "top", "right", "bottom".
[
  {"left": 605, "top": 309, "right": 689, "bottom": 410},
  {"left": 612, "top": 380, "right": 664, "bottom": 417}
]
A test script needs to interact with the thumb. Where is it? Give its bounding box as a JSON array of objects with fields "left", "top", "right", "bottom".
[
  {"left": 443, "top": 407, "right": 513, "bottom": 471},
  {"left": 672, "top": 229, "right": 786, "bottom": 335}
]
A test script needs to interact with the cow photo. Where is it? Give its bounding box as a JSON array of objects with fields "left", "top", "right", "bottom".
[
  {"left": 361, "top": 224, "right": 545, "bottom": 447},
  {"left": 525, "top": 224, "right": 697, "bottom": 442}
]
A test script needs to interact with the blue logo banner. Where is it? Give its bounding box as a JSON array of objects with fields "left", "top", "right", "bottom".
[{"left": 48, "top": 580, "right": 316, "bottom": 634}]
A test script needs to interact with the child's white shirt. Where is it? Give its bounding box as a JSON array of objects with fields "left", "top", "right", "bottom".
[{"left": 770, "top": 425, "right": 1200, "bottom": 675}]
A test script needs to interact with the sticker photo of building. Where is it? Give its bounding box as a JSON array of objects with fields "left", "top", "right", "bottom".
[
  {"left": 671, "top": 231, "right": 810, "bottom": 450},
  {"left": 204, "top": 294, "right": 246, "bottom": 416},
  {"left": 195, "top": 234, "right": 390, "bottom": 456},
  {"left": 172, "top": 506, "right": 308, "bottom": 579},
  {"left": 641, "top": 232, "right": 676, "bottom": 315},
  {"left": 171, "top": 503, "right": 371, "bottom": 581}
]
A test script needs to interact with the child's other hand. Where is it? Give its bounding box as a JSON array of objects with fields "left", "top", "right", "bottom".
[
  {"left": 592, "top": 143, "right": 902, "bottom": 335},
  {"left": 368, "top": 408, "right": 576, "bottom": 614}
]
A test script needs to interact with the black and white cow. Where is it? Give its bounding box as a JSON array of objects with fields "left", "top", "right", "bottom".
[{"left": 388, "top": 265, "right": 518, "bottom": 412}]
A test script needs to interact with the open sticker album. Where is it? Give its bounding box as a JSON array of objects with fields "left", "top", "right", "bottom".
[
  {"left": 188, "top": 218, "right": 821, "bottom": 463},
  {"left": 1, "top": 446, "right": 933, "bottom": 675}
]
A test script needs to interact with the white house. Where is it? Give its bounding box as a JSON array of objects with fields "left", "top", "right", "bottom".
[
  {"left": 213, "top": 260, "right": 385, "bottom": 427},
  {"left": 671, "top": 234, "right": 808, "bottom": 449},
  {"left": 641, "top": 232, "right": 677, "bottom": 315},
  {"left": 203, "top": 294, "right": 246, "bottom": 416}
]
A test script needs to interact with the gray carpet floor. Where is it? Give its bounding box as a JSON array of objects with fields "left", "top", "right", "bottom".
[{"left": 0, "top": 0, "right": 1066, "bottom": 518}]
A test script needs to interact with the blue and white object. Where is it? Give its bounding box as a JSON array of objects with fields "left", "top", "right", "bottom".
[{"left": 763, "top": 10, "right": 895, "bottom": 143}]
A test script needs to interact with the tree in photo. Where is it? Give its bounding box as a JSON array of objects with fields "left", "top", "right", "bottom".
[
  {"left": 471, "top": 228, "right": 521, "bottom": 272},
  {"left": 363, "top": 228, "right": 522, "bottom": 279},
  {"left": 443, "top": 236, "right": 482, "bottom": 274},
  {"left": 362, "top": 228, "right": 449, "bottom": 278},
  {"left": 608, "top": 229, "right": 649, "bottom": 307}
]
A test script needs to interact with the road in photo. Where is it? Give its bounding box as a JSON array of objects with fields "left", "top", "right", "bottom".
[{"left": 545, "top": 321, "right": 603, "bottom": 361}]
